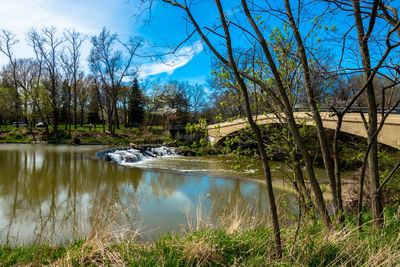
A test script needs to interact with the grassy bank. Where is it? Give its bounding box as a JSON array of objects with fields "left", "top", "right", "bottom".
[
  {"left": 2, "top": 210, "right": 400, "bottom": 266},
  {"left": 0, "top": 125, "right": 173, "bottom": 145}
]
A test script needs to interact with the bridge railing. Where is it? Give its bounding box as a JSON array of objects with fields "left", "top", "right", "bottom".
[
  {"left": 207, "top": 107, "right": 400, "bottom": 126},
  {"left": 294, "top": 106, "right": 400, "bottom": 114}
]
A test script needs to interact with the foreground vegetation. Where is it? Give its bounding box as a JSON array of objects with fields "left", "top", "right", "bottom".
[{"left": 2, "top": 208, "right": 400, "bottom": 266}]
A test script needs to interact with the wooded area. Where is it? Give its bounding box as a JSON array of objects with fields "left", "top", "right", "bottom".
[
  {"left": 157, "top": 0, "right": 400, "bottom": 257},
  {"left": 0, "top": 26, "right": 216, "bottom": 138}
]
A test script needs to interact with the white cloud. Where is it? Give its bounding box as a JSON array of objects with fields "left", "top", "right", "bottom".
[
  {"left": 0, "top": 1, "right": 87, "bottom": 66},
  {"left": 0, "top": 0, "right": 93, "bottom": 33},
  {"left": 0, "top": 1, "right": 205, "bottom": 81},
  {"left": 0, "top": 0, "right": 133, "bottom": 69},
  {"left": 139, "top": 41, "right": 203, "bottom": 78}
]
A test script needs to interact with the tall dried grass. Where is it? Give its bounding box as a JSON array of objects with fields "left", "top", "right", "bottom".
[
  {"left": 51, "top": 194, "right": 141, "bottom": 267},
  {"left": 30, "top": 193, "right": 400, "bottom": 266}
]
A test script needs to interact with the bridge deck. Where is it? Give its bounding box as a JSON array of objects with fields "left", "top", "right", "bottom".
[{"left": 208, "top": 112, "right": 400, "bottom": 149}]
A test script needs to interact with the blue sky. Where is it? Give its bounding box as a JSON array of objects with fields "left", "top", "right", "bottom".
[
  {"left": 1, "top": 1, "right": 390, "bottom": 88},
  {"left": 0, "top": 0, "right": 214, "bottom": 86}
]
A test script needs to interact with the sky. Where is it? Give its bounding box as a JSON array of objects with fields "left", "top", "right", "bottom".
[
  {"left": 0, "top": 0, "right": 213, "bottom": 86},
  {"left": 0, "top": 1, "right": 385, "bottom": 89}
]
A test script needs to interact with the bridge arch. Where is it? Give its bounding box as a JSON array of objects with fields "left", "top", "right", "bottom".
[{"left": 208, "top": 112, "right": 400, "bottom": 149}]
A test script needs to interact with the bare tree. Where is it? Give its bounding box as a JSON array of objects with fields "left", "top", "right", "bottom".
[
  {"left": 27, "top": 27, "right": 63, "bottom": 138},
  {"left": 62, "top": 29, "right": 86, "bottom": 131},
  {"left": 89, "top": 27, "right": 142, "bottom": 134},
  {"left": 0, "top": 30, "right": 21, "bottom": 126},
  {"left": 323, "top": 0, "right": 400, "bottom": 228},
  {"left": 77, "top": 74, "right": 90, "bottom": 126},
  {"left": 280, "top": 0, "right": 345, "bottom": 222},
  {"left": 0, "top": 30, "right": 48, "bottom": 138},
  {"left": 190, "top": 83, "right": 206, "bottom": 121}
]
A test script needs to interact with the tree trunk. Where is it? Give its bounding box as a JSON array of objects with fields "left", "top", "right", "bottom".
[
  {"left": 352, "top": 0, "right": 383, "bottom": 226},
  {"left": 74, "top": 82, "right": 77, "bottom": 129},
  {"left": 333, "top": 115, "right": 345, "bottom": 226},
  {"left": 215, "top": 0, "right": 282, "bottom": 257},
  {"left": 241, "top": 0, "right": 331, "bottom": 228},
  {"left": 108, "top": 104, "right": 113, "bottom": 134},
  {"left": 53, "top": 106, "right": 59, "bottom": 139},
  {"left": 284, "top": 0, "right": 339, "bottom": 217},
  {"left": 80, "top": 105, "right": 84, "bottom": 127},
  {"left": 294, "top": 160, "right": 312, "bottom": 210},
  {"left": 114, "top": 101, "right": 119, "bottom": 130},
  {"left": 123, "top": 97, "right": 127, "bottom": 127},
  {"left": 68, "top": 87, "right": 72, "bottom": 135},
  {"left": 285, "top": 110, "right": 332, "bottom": 227}
]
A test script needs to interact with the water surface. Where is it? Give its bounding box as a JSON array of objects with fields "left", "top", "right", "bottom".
[{"left": 0, "top": 144, "right": 312, "bottom": 244}]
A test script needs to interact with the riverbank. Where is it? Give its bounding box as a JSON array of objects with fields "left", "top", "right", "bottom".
[
  {"left": 2, "top": 210, "right": 400, "bottom": 266},
  {"left": 0, "top": 141, "right": 399, "bottom": 266},
  {"left": 0, "top": 125, "right": 173, "bottom": 145}
]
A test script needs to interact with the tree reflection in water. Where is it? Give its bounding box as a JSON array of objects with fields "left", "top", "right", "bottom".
[{"left": 0, "top": 144, "right": 299, "bottom": 244}]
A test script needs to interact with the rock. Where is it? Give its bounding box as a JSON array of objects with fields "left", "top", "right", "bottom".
[{"left": 129, "top": 142, "right": 139, "bottom": 149}]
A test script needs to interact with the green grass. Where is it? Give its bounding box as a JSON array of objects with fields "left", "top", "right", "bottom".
[
  {"left": 0, "top": 125, "right": 14, "bottom": 131},
  {"left": 0, "top": 124, "right": 172, "bottom": 145},
  {"left": 2, "top": 213, "right": 400, "bottom": 266},
  {"left": 0, "top": 243, "right": 67, "bottom": 266},
  {"left": 0, "top": 128, "right": 34, "bottom": 143},
  {"left": 82, "top": 138, "right": 131, "bottom": 144},
  {"left": 0, "top": 124, "right": 146, "bottom": 132}
]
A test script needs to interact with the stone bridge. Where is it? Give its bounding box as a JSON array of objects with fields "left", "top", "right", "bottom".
[{"left": 208, "top": 112, "right": 400, "bottom": 149}]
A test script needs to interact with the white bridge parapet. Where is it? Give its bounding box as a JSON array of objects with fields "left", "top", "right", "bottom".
[{"left": 208, "top": 112, "right": 400, "bottom": 149}]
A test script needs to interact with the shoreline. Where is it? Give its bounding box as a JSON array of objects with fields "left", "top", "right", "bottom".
[{"left": 1, "top": 214, "right": 399, "bottom": 266}]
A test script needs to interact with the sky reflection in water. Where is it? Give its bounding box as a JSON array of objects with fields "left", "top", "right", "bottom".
[{"left": 0, "top": 144, "right": 300, "bottom": 244}]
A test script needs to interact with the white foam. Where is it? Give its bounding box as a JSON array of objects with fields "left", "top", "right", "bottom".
[{"left": 106, "top": 146, "right": 178, "bottom": 165}]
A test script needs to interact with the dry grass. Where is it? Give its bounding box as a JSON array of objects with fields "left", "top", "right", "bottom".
[
  {"left": 4, "top": 195, "right": 400, "bottom": 266},
  {"left": 185, "top": 194, "right": 272, "bottom": 234},
  {"left": 51, "top": 194, "right": 141, "bottom": 267},
  {"left": 182, "top": 239, "right": 224, "bottom": 266},
  {"left": 283, "top": 216, "right": 400, "bottom": 266}
]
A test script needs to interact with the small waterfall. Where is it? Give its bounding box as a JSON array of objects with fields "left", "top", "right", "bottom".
[{"left": 96, "top": 146, "right": 178, "bottom": 165}]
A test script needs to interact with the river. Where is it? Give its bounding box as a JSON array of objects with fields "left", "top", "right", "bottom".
[{"left": 0, "top": 144, "right": 328, "bottom": 244}]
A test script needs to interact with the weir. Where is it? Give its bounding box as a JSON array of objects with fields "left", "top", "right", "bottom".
[{"left": 96, "top": 145, "right": 178, "bottom": 165}]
